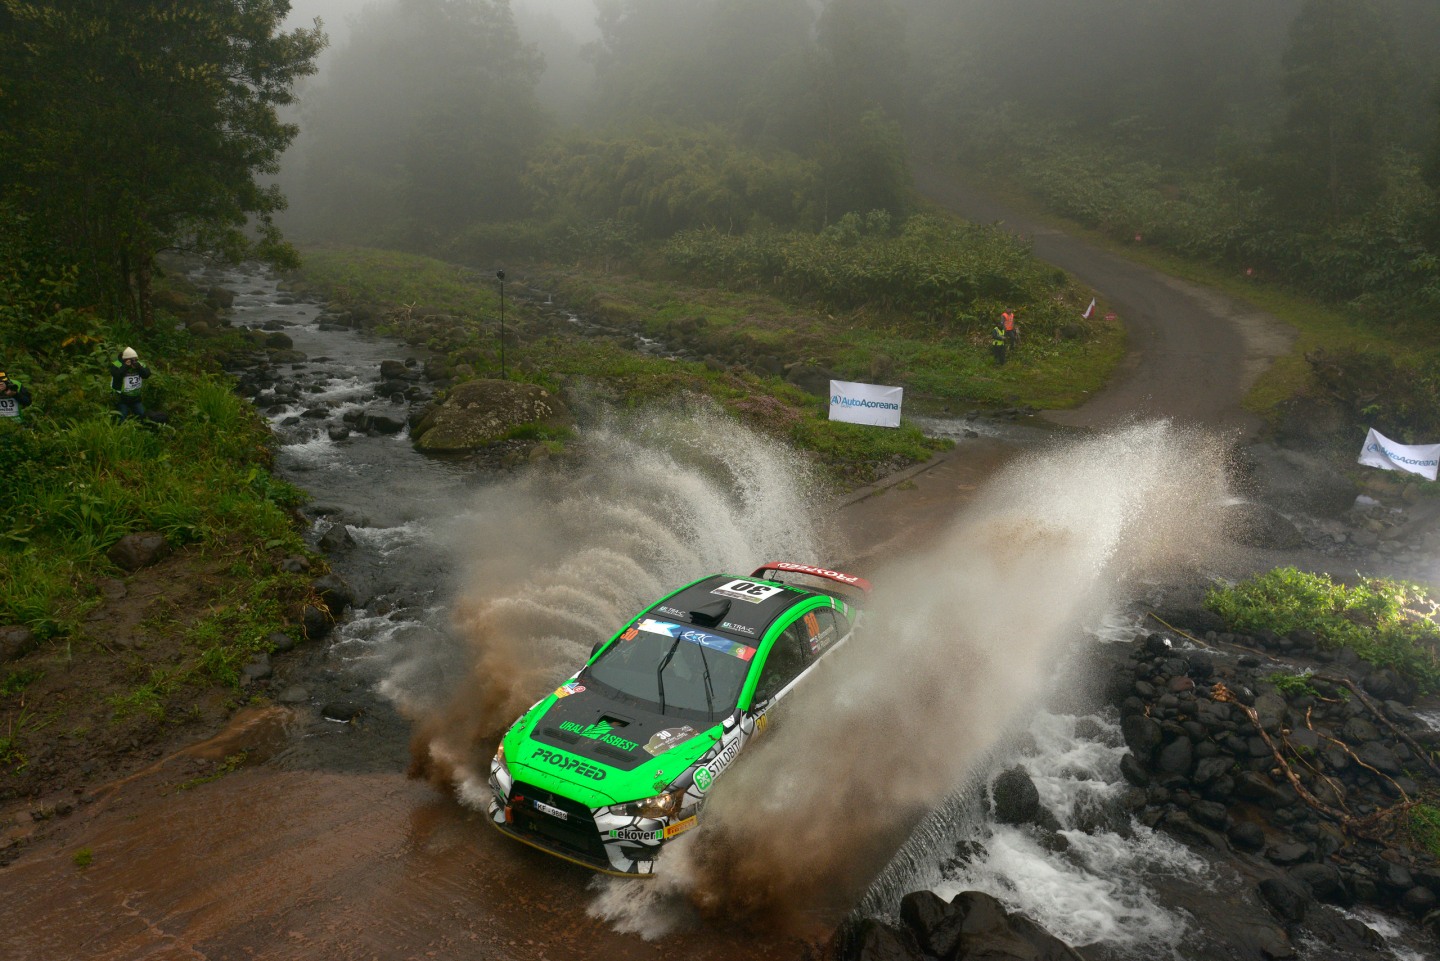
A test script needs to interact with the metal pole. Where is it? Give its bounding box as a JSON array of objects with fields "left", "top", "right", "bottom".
[{"left": 496, "top": 269, "right": 506, "bottom": 380}]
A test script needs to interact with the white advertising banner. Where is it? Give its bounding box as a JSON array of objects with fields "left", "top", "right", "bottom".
[
  {"left": 828, "top": 380, "right": 903, "bottom": 428},
  {"left": 1357, "top": 428, "right": 1440, "bottom": 481}
]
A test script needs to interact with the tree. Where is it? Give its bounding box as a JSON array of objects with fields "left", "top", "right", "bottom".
[
  {"left": 1272, "top": 0, "right": 1400, "bottom": 224},
  {"left": 0, "top": 1, "right": 324, "bottom": 327}
]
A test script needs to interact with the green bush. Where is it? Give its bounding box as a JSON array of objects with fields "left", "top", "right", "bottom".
[{"left": 1206, "top": 567, "right": 1440, "bottom": 691}]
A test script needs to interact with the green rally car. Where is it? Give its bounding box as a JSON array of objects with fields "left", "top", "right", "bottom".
[{"left": 486, "top": 562, "right": 868, "bottom": 875}]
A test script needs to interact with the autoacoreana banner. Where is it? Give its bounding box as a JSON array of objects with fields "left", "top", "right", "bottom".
[
  {"left": 1357, "top": 428, "right": 1440, "bottom": 481},
  {"left": 828, "top": 380, "right": 903, "bottom": 428}
]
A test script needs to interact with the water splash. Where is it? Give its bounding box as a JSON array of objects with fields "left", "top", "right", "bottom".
[
  {"left": 393, "top": 401, "right": 833, "bottom": 800},
  {"left": 657, "top": 420, "right": 1233, "bottom": 928}
]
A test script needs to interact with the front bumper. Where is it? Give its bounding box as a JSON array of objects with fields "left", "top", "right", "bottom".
[{"left": 488, "top": 755, "right": 695, "bottom": 876}]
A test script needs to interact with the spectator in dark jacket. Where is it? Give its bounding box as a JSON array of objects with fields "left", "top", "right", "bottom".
[
  {"left": 0, "top": 370, "right": 32, "bottom": 424},
  {"left": 110, "top": 347, "right": 151, "bottom": 422}
]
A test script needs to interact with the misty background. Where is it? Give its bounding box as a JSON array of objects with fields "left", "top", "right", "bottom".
[{"left": 271, "top": 0, "right": 1440, "bottom": 320}]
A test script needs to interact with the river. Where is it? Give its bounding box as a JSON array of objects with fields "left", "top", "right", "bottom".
[{"left": 0, "top": 264, "right": 1430, "bottom": 961}]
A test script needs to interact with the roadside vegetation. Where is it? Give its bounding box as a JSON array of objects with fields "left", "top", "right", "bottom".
[{"left": 1207, "top": 567, "right": 1440, "bottom": 692}]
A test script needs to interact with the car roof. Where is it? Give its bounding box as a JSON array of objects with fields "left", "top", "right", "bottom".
[{"left": 647, "top": 573, "right": 814, "bottom": 643}]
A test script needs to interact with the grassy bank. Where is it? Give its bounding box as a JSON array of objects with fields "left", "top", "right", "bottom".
[
  {"left": 294, "top": 233, "right": 1123, "bottom": 481},
  {"left": 1, "top": 284, "right": 320, "bottom": 786}
]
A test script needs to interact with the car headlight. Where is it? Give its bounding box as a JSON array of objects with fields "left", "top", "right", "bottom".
[{"left": 623, "top": 789, "right": 682, "bottom": 819}]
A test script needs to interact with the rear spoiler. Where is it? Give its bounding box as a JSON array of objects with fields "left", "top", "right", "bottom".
[{"left": 750, "top": 562, "right": 872, "bottom": 595}]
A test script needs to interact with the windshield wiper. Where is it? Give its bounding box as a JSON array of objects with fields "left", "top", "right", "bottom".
[
  {"left": 655, "top": 634, "right": 684, "bottom": 714},
  {"left": 696, "top": 642, "right": 715, "bottom": 721}
]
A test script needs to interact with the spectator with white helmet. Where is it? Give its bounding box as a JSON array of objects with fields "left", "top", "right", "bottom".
[
  {"left": 110, "top": 347, "right": 151, "bottom": 422},
  {"left": 0, "top": 369, "right": 33, "bottom": 425}
]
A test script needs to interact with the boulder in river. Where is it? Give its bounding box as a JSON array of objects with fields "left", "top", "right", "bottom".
[{"left": 410, "top": 379, "right": 572, "bottom": 454}]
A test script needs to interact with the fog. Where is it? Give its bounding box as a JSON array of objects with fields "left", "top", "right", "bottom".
[{"left": 272, "top": 0, "right": 1440, "bottom": 249}]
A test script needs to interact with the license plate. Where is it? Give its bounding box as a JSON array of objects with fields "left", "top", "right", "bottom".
[{"left": 533, "top": 800, "right": 568, "bottom": 820}]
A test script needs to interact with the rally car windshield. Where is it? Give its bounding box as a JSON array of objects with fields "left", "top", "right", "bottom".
[{"left": 582, "top": 619, "right": 755, "bottom": 719}]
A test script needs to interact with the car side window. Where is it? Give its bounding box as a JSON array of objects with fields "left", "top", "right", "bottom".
[
  {"left": 753, "top": 626, "right": 808, "bottom": 703},
  {"left": 805, "top": 608, "right": 838, "bottom": 654}
]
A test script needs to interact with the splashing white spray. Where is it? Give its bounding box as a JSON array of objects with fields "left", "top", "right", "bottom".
[
  {"left": 611, "top": 421, "right": 1235, "bottom": 933},
  {"left": 391, "top": 403, "right": 835, "bottom": 802}
]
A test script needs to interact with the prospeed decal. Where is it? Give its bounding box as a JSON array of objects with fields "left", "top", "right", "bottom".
[
  {"left": 635, "top": 618, "right": 756, "bottom": 660},
  {"left": 643, "top": 726, "right": 699, "bottom": 757},
  {"left": 711, "top": 579, "right": 785, "bottom": 604},
  {"left": 529, "top": 747, "right": 607, "bottom": 781},
  {"left": 559, "top": 719, "right": 639, "bottom": 753}
]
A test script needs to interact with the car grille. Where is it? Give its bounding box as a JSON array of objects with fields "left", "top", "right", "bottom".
[{"left": 507, "top": 780, "right": 608, "bottom": 867}]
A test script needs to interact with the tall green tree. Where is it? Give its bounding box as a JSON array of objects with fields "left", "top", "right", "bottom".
[
  {"left": 0, "top": 1, "right": 324, "bottom": 326},
  {"left": 1272, "top": 0, "right": 1400, "bottom": 223}
]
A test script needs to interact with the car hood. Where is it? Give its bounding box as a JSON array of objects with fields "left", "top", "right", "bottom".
[
  {"left": 527, "top": 684, "right": 715, "bottom": 772},
  {"left": 505, "top": 683, "right": 720, "bottom": 804}
]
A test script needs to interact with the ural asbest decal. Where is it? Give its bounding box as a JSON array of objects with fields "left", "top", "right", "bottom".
[
  {"left": 529, "top": 747, "right": 608, "bottom": 780},
  {"left": 559, "top": 720, "right": 640, "bottom": 752}
]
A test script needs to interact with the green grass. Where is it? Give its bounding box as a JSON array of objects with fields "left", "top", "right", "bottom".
[
  {"left": 1411, "top": 804, "right": 1440, "bottom": 859},
  {"left": 1207, "top": 567, "right": 1440, "bottom": 692}
]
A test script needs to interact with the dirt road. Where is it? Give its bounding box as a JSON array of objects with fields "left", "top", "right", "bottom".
[{"left": 911, "top": 164, "right": 1294, "bottom": 440}]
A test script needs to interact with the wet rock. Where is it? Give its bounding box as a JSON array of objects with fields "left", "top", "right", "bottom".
[
  {"left": 311, "top": 574, "right": 355, "bottom": 617},
  {"left": 279, "top": 556, "right": 311, "bottom": 573},
  {"left": 1155, "top": 736, "right": 1192, "bottom": 776},
  {"left": 1265, "top": 841, "right": 1313, "bottom": 866},
  {"left": 107, "top": 532, "right": 170, "bottom": 572},
  {"left": 327, "top": 424, "right": 351, "bottom": 442},
  {"left": 1402, "top": 886, "right": 1437, "bottom": 917},
  {"left": 205, "top": 286, "right": 235, "bottom": 309},
  {"left": 1121, "top": 714, "right": 1163, "bottom": 760},
  {"left": 898, "top": 890, "right": 964, "bottom": 958},
  {"left": 360, "top": 410, "right": 406, "bottom": 434},
  {"left": 302, "top": 604, "right": 334, "bottom": 641},
  {"left": 411, "top": 379, "right": 572, "bottom": 454},
  {"left": 277, "top": 685, "right": 309, "bottom": 705},
  {"left": 317, "top": 524, "right": 354, "bottom": 554},
  {"left": 840, "top": 917, "right": 922, "bottom": 961},
  {"left": 945, "top": 891, "right": 1083, "bottom": 960},
  {"left": 1289, "top": 863, "right": 1346, "bottom": 904},
  {"left": 240, "top": 654, "right": 272, "bottom": 684},
  {"left": 1356, "top": 741, "right": 1403, "bottom": 776},
  {"left": 1259, "top": 876, "right": 1311, "bottom": 924},
  {"left": 320, "top": 701, "right": 363, "bottom": 723},
  {"left": 0, "top": 625, "right": 38, "bottom": 663},
  {"left": 267, "top": 631, "right": 296, "bottom": 653},
  {"left": 991, "top": 767, "right": 1041, "bottom": 826},
  {"left": 1229, "top": 821, "right": 1266, "bottom": 852}
]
